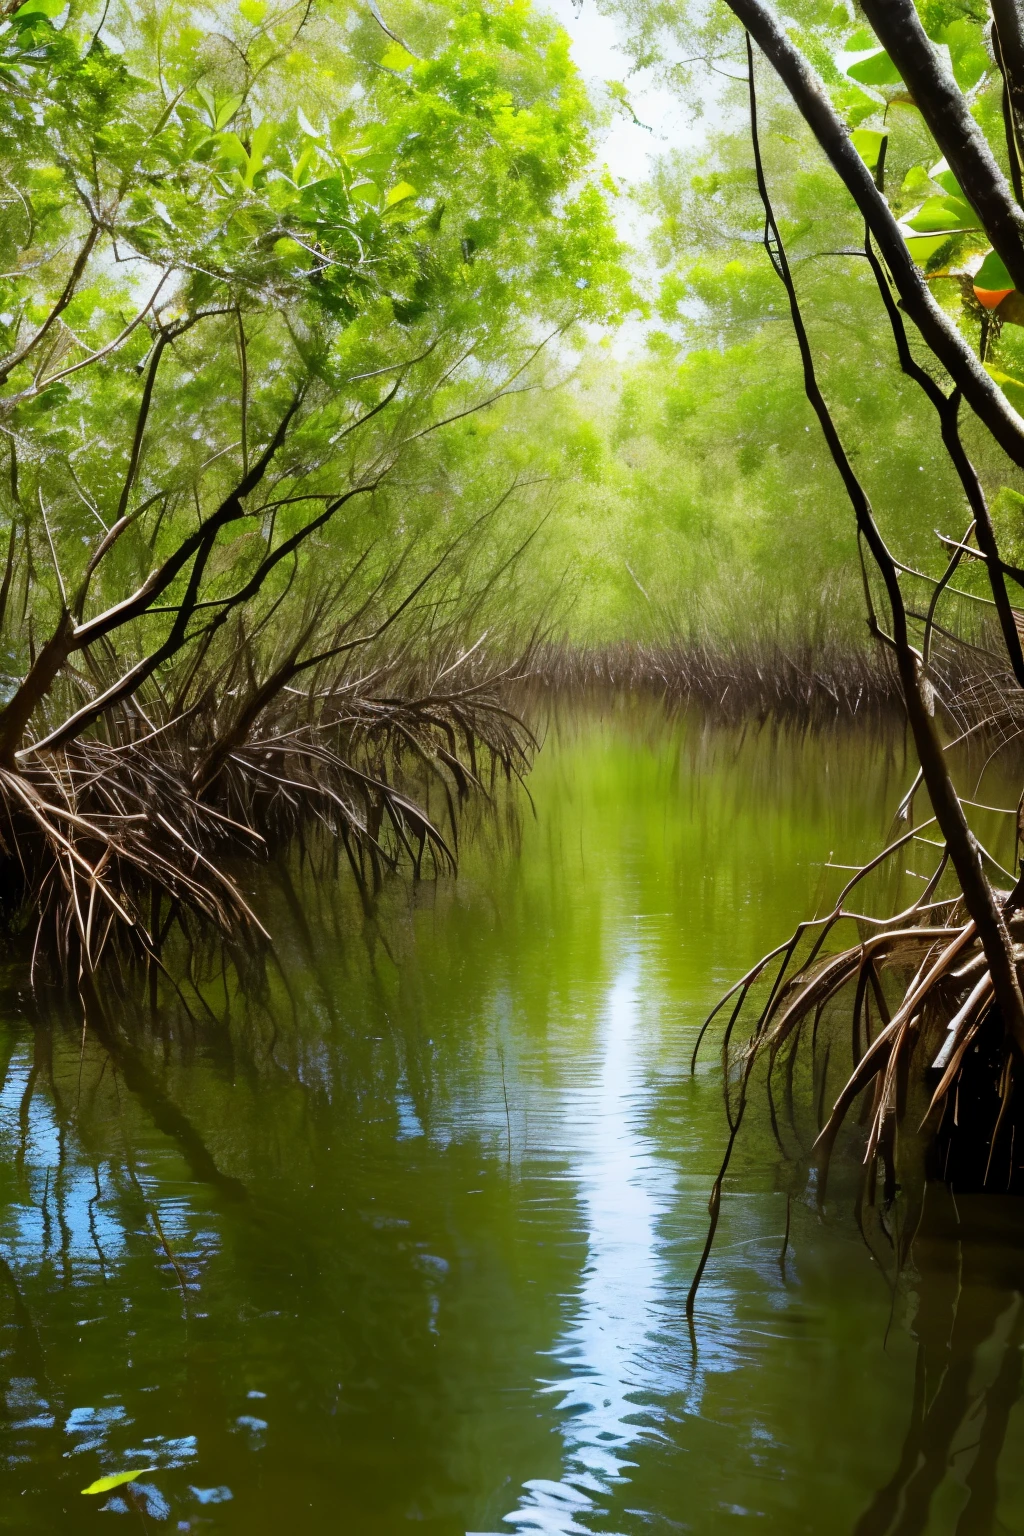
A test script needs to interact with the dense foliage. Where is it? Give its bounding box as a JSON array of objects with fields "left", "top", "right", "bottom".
[
  {"left": 549, "top": 0, "right": 1024, "bottom": 651},
  {"left": 587, "top": 0, "right": 1024, "bottom": 1271},
  {"left": 0, "top": 0, "right": 630, "bottom": 736},
  {"left": 0, "top": 0, "right": 638, "bottom": 968}
]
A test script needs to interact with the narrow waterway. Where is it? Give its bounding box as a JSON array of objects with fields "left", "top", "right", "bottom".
[{"left": 2, "top": 700, "right": 1024, "bottom": 1533}]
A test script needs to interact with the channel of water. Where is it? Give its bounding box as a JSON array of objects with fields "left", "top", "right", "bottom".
[{"left": 2, "top": 700, "right": 1024, "bottom": 1532}]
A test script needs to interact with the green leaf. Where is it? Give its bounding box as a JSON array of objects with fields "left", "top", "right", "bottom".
[
  {"left": 380, "top": 41, "right": 414, "bottom": 71},
  {"left": 195, "top": 84, "right": 218, "bottom": 125},
  {"left": 291, "top": 142, "right": 316, "bottom": 185},
  {"left": 352, "top": 152, "right": 393, "bottom": 179},
  {"left": 906, "top": 195, "right": 976, "bottom": 233},
  {"left": 215, "top": 94, "right": 243, "bottom": 130},
  {"left": 385, "top": 181, "right": 417, "bottom": 208},
  {"left": 81, "top": 1469, "right": 155, "bottom": 1497},
  {"left": 214, "top": 131, "right": 248, "bottom": 170},
  {"left": 846, "top": 50, "right": 903, "bottom": 86},
  {"left": 273, "top": 235, "right": 306, "bottom": 262},
  {"left": 930, "top": 162, "right": 965, "bottom": 200},
  {"left": 242, "top": 118, "right": 275, "bottom": 188},
  {"left": 13, "top": 0, "right": 65, "bottom": 18},
  {"left": 975, "top": 249, "right": 1013, "bottom": 292},
  {"left": 901, "top": 165, "right": 933, "bottom": 198},
  {"left": 904, "top": 233, "right": 956, "bottom": 267},
  {"left": 851, "top": 128, "right": 887, "bottom": 174},
  {"left": 349, "top": 180, "right": 378, "bottom": 204},
  {"left": 939, "top": 18, "right": 990, "bottom": 93}
]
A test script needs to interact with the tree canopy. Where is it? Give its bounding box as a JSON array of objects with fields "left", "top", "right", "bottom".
[
  {"left": 0, "top": 0, "right": 631, "bottom": 745},
  {"left": 0, "top": 0, "right": 640, "bottom": 970}
]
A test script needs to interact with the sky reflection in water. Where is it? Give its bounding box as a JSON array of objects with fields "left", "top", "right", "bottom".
[{"left": 505, "top": 959, "right": 673, "bottom": 1535}]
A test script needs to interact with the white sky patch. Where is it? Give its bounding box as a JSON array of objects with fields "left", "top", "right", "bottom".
[
  {"left": 540, "top": 1, "right": 712, "bottom": 235},
  {"left": 539, "top": 2, "right": 722, "bottom": 354},
  {"left": 499, "top": 957, "right": 680, "bottom": 1536}
]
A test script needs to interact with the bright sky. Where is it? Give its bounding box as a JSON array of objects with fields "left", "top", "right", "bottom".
[
  {"left": 539, "top": 1, "right": 711, "bottom": 230},
  {"left": 537, "top": 2, "right": 714, "bottom": 348}
]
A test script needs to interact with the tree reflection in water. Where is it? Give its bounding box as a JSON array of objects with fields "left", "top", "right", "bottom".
[
  {"left": 4, "top": 704, "right": 1024, "bottom": 1533},
  {"left": 857, "top": 1188, "right": 1024, "bottom": 1536}
]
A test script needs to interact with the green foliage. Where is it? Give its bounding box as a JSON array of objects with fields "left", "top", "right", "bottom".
[
  {"left": 976, "top": 250, "right": 1014, "bottom": 291},
  {"left": 0, "top": 0, "right": 637, "bottom": 716},
  {"left": 846, "top": 49, "right": 902, "bottom": 86},
  {"left": 544, "top": 0, "right": 1024, "bottom": 653}
]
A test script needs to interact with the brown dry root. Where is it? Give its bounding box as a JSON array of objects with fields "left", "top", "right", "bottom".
[
  {"left": 686, "top": 817, "right": 1024, "bottom": 1315},
  {"left": 526, "top": 632, "right": 1015, "bottom": 726},
  {"left": 0, "top": 652, "right": 533, "bottom": 986},
  {"left": 531, "top": 637, "right": 902, "bottom": 721}
]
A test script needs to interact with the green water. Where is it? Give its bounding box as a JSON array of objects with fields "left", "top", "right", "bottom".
[{"left": 2, "top": 701, "right": 1024, "bottom": 1533}]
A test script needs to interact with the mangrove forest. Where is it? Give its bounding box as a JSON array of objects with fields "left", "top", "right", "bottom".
[{"left": 6, "top": 0, "right": 1024, "bottom": 1529}]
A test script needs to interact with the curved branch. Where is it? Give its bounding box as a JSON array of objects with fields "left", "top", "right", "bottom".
[
  {"left": 0, "top": 224, "right": 99, "bottom": 390},
  {"left": 723, "top": 0, "right": 1024, "bottom": 467},
  {"left": 742, "top": 31, "right": 1024, "bottom": 1059}
]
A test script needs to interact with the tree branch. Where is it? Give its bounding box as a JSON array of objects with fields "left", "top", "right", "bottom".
[
  {"left": 992, "top": 4, "right": 1024, "bottom": 206},
  {"left": 0, "top": 225, "right": 99, "bottom": 389},
  {"left": 861, "top": 0, "right": 1024, "bottom": 289},
  {"left": 994, "top": 0, "right": 1024, "bottom": 166},
  {"left": 0, "top": 389, "right": 306, "bottom": 761},
  {"left": 722, "top": 0, "right": 1024, "bottom": 467},
  {"left": 743, "top": 30, "right": 1024, "bottom": 1062}
]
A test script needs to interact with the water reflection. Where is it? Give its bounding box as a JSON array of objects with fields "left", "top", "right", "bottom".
[
  {"left": 506, "top": 959, "right": 673, "bottom": 1534},
  {"left": 0, "top": 702, "right": 1022, "bottom": 1532},
  {"left": 856, "top": 1193, "right": 1024, "bottom": 1536}
]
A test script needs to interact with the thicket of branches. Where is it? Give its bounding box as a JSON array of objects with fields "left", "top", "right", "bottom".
[{"left": 0, "top": 0, "right": 631, "bottom": 978}]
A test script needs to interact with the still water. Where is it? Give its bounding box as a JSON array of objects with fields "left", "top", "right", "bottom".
[{"left": 2, "top": 700, "right": 1024, "bottom": 1533}]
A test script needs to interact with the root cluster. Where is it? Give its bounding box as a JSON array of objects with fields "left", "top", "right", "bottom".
[
  {"left": 690, "top": 796, "right": 1024, "bottom": 1312},
  {"left": 1, "top": 648, "right": 532, "bottom": 984}
]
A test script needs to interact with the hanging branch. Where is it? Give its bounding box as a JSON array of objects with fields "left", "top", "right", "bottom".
[{"left": 992, "top": 4, "right": 1024, "bottom": 206}]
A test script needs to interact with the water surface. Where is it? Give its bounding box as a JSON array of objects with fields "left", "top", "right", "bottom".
[{"left": 2, "top": 700, "right": 1023, "bottom": 1533}]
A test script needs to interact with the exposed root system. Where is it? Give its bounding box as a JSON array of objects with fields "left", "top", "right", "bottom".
[
  {"left": 532, "top": 638, "right": 904, "bottom": 721},
  {"left": 1, "top": 648, "right": 533, "bottom": 985},
  {"left": 689, "top": 803, "right": 1024, "bottom": 1313}
]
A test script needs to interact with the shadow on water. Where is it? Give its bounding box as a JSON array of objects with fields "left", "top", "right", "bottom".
[{"left": 2, "top": 697, "right": 1024, "bottom": 1532}]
